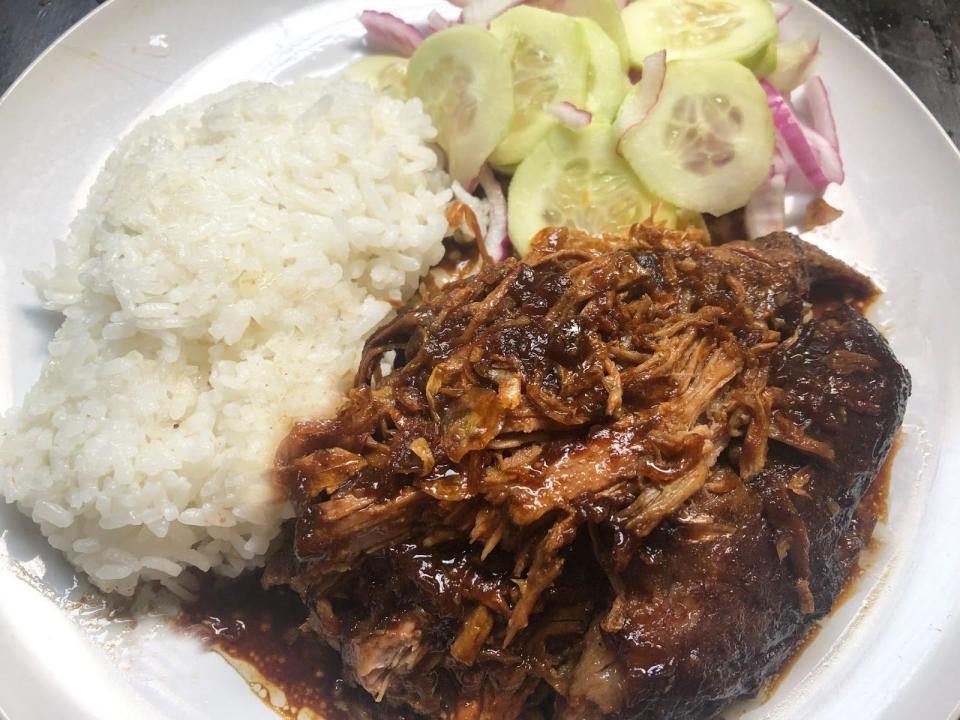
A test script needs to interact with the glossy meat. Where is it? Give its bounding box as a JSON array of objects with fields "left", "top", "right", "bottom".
[
  {"left": 268, "top": 226, "right": 909, "bottom": 720},
  {"left": 563, "top": 304, "right": 909, "bottom": 719}
]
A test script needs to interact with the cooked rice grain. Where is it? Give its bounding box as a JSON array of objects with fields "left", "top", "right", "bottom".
[{"left": 0, "top": 79, "right": 452, "bottom": 595}]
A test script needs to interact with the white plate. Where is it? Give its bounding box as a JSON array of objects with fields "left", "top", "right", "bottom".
[{"left": 0, "top": 1, "right": 958, "bottom": 719}]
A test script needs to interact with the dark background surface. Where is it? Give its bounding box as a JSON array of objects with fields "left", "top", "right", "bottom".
[{"left": 0, "top": 0, "right": 958, "bottom": 144}]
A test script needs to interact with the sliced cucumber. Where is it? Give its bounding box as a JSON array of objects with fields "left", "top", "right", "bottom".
[
  {"left": 489, "top": 6, "right": 590, "bottom": 169},
  {"left": 619, "top": 59, "right": 774, "bottom": 216},
  {"left": 578, "top": 18, "right": 629, "bottom": 124},
  {"left": 343, "top": 55, "right": 408, "bottom": 99},
  {"left": 407, "top": 25, "right": 515, "bottom": 187},
  {"left": 744, "top": 42, "right": 777, "bottom": 78},
  {"left": 766, "top": 36, "right": 820, "bottom": 92},
  {"left": 508, "top": 123, "right": 676, "bottom": 255},
  {"left": 554, "top": 0, "right": 632, "bottom": 70},
  {"left": 622, "top": 0, "right": 778, "bottom": 66}
]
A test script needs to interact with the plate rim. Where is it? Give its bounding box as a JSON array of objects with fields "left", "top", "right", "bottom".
[{"left": 0, "top": 2, "right": 957, "bottom": 720}]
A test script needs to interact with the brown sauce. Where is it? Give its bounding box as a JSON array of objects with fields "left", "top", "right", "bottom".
[
  {"left": 760, "top": 434, "right": 901, "bottom": 701},
  {"left": 850, "top": 293, "right": 880, "bottom": 316},
  {"left": 704, "top": 209, "right": 748, "bottom": 244},
  {"left": 811, "top": 289, "right": 880, "bottom": 318},
  {"left": 756, "top": 622, "right": 823, "bottom": 704},
  {"left": 175, "top": 442, "right": 900, "bottom": 720},
  {"left": 174, "top": 574, "right": 410, "bottom": 720},
  {"left": 173, "top": 293, "right": 898, "bottom": 719},
  {"left": 860, "top": 433, "right": 899, "bottom": 530}
]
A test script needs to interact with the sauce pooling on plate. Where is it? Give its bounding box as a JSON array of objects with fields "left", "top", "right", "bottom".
[
  {"left": 173, "top": 227, "right": 904, "bottom": 720},
  {"left": 175, "top": 440, "right": 897, "bottom": 720},
  {"left": 176, "top": 572, "right": 415, "bottom": 719}
]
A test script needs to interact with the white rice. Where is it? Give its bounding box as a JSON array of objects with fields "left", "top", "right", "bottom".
[{"left": 0, "top": 78, "right": 453, "bottom": 595}]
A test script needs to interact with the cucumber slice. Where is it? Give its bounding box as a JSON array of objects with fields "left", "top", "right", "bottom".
[
  {"left": 343, "top": 55, "right": 408, "bottom": 99},
  {"left": 578, "top": 18, "right": 629, "bottom": 124},
  {"left": 407, "top": 25, "right": 515, "bottom": 187},
  {"left": 622, "top": 0, "right": 778, "bottom": 66},
  {"left": 619, "top": 59, "right": 774, "bottom": 216},
  {"left": 489, "top": 6, "right": 590, "bottom": 169},
  {"left": 744, "top": 43, "right": 777, "bottom": 78},
  {"left": 552, "top": 0, "right": 631, "bottom": 70},
  {"left": 508, "top": 123, "right": 676, "bottom": 255},
  {"left": 767, "top": 36, "right": 820, "bottom": 92}
]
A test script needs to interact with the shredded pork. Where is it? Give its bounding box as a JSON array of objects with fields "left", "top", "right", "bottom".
[{"left": 267, "top": 225, "right": 909, "bottom": 720}]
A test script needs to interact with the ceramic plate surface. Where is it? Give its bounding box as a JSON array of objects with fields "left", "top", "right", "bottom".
[{"left": 0, "top": 1, "right": 958, "bottom": 719}]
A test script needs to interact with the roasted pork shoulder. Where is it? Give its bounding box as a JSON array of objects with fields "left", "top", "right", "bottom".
[{"left": 267, "top": 226, "right": 910, "bottom": 720}]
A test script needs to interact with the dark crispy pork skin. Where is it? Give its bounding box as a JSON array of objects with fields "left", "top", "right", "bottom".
[{"left": 267, "top": 226, "right": 910, "bottom": 720}]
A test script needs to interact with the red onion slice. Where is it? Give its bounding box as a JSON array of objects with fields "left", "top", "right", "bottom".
[
  {"left": 358, "top": 11, "right": 424, "bottom": 57},
  {"left": 763, "top": 81, "right": 831, "bottom": 193},
  {"left": 478, "top": 166, "right": 511, "bottom": 262},
  {"left": 803, "top": 126, "right": 844, "bottom": 184},
  {"left": 745, "top": 150, "right": 788, "bottom": 238},
  {"left": 772, "top": 2, "right": 792, "bottom": 22},
  {"left": 613, "top": 50, "right": 667, "bottom": 140},
  {"left": 546, "top": 101, "right": 593, "bottom": 130},
  {"left": 427, "top": 10, "right": 457, "bottom": 32},
  {"left": 461, "top": 0, "right": 522, "bottom": 26},
  {"left": 775, "top": 135, "right": 795, "bottom": 184},
  {"left": 803, "top": 75, "right": 840, "bottom": 153}
]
